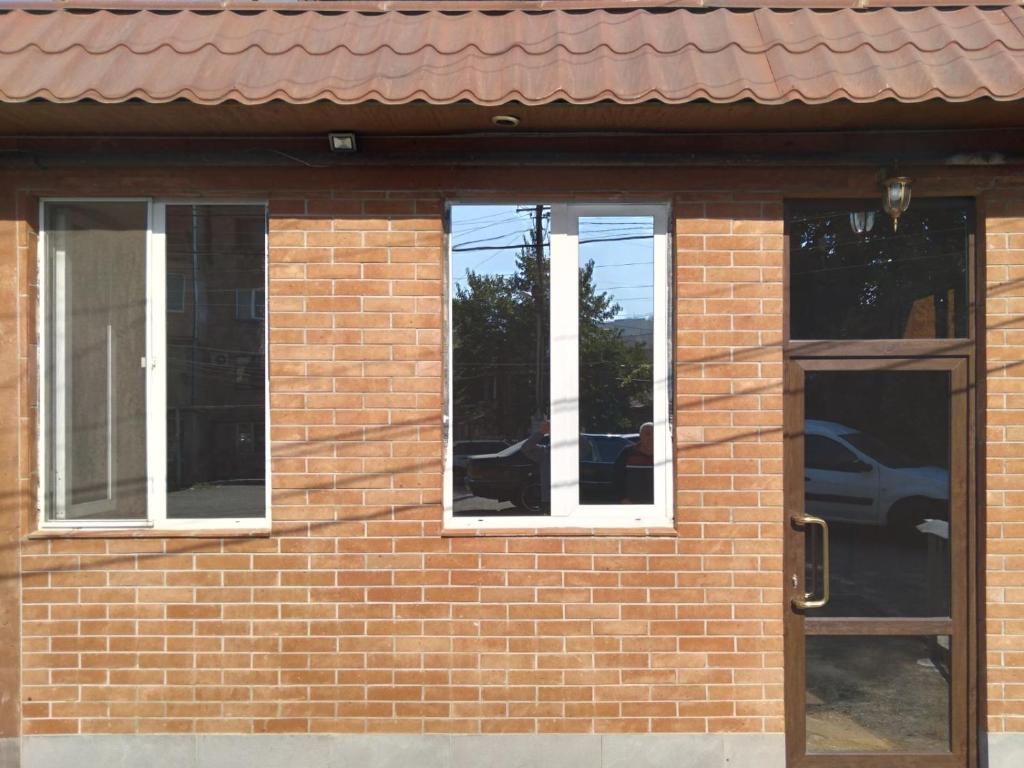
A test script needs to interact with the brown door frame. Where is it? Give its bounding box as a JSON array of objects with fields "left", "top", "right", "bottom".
[
  {"left": 784, "top": 357, "right": 970, "bottom": 768},
  {"left": 781, "top": 198, "right": 980, "bottom": 768}
]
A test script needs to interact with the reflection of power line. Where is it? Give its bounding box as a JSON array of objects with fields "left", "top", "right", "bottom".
[
  {"left": 454, "top": 363, "right": 544, "bottom": 368},
  {"left": 452, "top": 230, "right": 537, "bottom": 250},
  {"left": 792, "top": 249, "right": 967, "bottom": 277},
  {"left": 453, "top": 208, "right": 540, "bottom": 226},
  {"left": 452, "top": 241, "right": 549, "bottom": 253},
  {"left": 452, "top": 233, "right": 652, "bottom": 254},
  {"left": 789, "top": 210, "right": 966, "bottom": 228},
  {"left": 453, "top": 260, "right": 654, "bottom": 282},
  {"left": 581, "top": 235, "right": 653, "bottom": 245},
  {"left": 593, "top": 260, "right": 653, "bottom": 269}
]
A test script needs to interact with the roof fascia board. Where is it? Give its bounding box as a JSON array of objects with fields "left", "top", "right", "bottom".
[{"left": 0, "top": 0, "right": 1020, "bottom": 11}]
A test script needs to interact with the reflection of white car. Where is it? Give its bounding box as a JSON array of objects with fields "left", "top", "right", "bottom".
[{"left": 805, "top": 420, "right": 949, "bottom": 528}]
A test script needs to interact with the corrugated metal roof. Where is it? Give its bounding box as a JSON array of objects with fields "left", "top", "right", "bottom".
[{"left": 0, "top": 6, "right": 1022, "bottom": 106}]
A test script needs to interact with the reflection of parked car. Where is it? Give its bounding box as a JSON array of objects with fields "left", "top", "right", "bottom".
[
  {"left": 805, "top": 420, "right": 949, "bottom": 528},
  {"left": 581, "top": 434, "right": 641, "bottom": 503},
  {"left": 452, "top": 440, "right": 509, "bottom": 483},
  {"left": 466, "top": 433, "right": 636, "bottom": 512}
]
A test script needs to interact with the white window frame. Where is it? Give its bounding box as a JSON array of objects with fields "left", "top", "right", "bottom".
[
  {"left": 443, "top": 201, "right": 673, "bottom": 531},
  {"left": 37, "top": 198, "right": 271, "bottom": 531}
]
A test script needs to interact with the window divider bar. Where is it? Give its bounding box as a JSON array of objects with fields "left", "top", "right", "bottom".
[
  {"left": 148, "top": 201, "right": 168, "bottom": 527},
  {"left": 652, "top": 207, "right": 671, "bottom": 517},
  {"left": 549, "top": 204, "right": 578, "bottom": 518}
]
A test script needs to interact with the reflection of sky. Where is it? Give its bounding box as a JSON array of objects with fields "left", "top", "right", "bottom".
[{"left": 451, "top": 205, "right": 654, "bottom": 320}]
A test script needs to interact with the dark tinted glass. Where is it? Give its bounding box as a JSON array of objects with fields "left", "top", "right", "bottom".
[
  {"left": 166, "top": 205, "right": 266, "bottom": 519},
  {"left": 788, "top": 199, "right": 970, "bottom": 339},
  {"left": 804, "top": 371, "right": 951, "bottom": 618},
  {"left": 806, "top": 635, "right": 951, "bottom": 753},
  {"left": 450, "top": 205, "right": 551, "bottom": 517},
  {"left": 805, "top": 435, "right": 859, "bottom": 472}
]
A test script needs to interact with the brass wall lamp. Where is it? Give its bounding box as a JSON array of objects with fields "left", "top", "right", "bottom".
[{"left": 881, "top": 173, "right": 913, "bottom": 230}]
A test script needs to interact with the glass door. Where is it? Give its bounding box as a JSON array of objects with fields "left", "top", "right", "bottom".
[{"left": 784, "top": 358, "right": 969, "bottom": 767}]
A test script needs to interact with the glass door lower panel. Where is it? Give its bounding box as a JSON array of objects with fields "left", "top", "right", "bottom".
[
  {"left": 784, "top": 358, "right": 969, "bottom": 768},
  {"left": 807, "top": 634, "right": 951, "bottom": 754}
]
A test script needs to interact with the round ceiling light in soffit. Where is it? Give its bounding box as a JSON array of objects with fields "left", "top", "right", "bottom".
[{"left": 491, "top": 115, "right": 521, "bottom": 128}]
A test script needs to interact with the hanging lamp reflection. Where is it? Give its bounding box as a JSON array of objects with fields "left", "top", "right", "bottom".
[{"left": 849, "top": 210, "right": 876, "bottom": 236}]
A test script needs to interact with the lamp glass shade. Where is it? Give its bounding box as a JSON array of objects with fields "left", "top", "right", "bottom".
[
  {"left": 882, "top": 176, "right": 912, "bottom": 229},
  {"left": 883, "top": 177, "right": 912, "bottom": 216},
  {"left": 849, "top": 210, "right": 876, "bottom": 235}
]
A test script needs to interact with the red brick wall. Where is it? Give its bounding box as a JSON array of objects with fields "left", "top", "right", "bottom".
[
  {"left": 14, "top": 185, "right": 786, "bottom": 736},
  {"left": 4, "top": 168, "right": 1019, "bottom": 741},
  {"left": 984, "top": 192, "right": 1024, "bottom": 735}
]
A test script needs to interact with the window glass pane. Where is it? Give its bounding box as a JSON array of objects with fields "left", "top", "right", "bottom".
[
  {"left": 807, "top": 635, "right": 951, "bottom": 753},
  {"left": 578, "top": 216, "right": 655, "bottom": 505},
  {"left": 789, "top": 199, "right": 970, "bottom": 339},
  {"left": 450, "top": 205, "right": 551, "bottom": 516},
  {"left": 804, "top": 370, "right": 951, "bottom": 618},
  {"left": 166, "top": 205, "right": 266, "bottom": 518},
  {"left": 44, "top": 201, "right": 149, "bottom": 521},
  {"left": 805, "top": 435, "right": 859, "bottom": 472}
]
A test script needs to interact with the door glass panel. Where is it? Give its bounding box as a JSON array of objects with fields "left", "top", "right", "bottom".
[
  {"left": 804, "top": 371, "right": 951, "bottom": 617},
  {"left": 450, "top": 205, "right": 551, "bottom": 516},
  {"left": 165, "top": 205, "right": 266, "bottom": 519},
  {"left": 577, "top": 216, "right": 655, "bottom": 505},
  {"left": 789, "top": 199, "right": 970, "bottom": 340},
  {"left": 806, "top": 635, "right": 951, "bottom": 753},
  {"left": 44, "top": 201, "right": 149, "bottom": 521}
]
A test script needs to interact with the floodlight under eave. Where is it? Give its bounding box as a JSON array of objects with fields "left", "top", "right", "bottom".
[{"left": 328, "top": 133, "right": 357, "bottom": 152}]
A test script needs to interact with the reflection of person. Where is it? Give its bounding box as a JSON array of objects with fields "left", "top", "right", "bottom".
[
  {"left": 521, "top": 419, "right": 550, "bottom": 511},
  {"left": 614, "top": 422, "right": 654, "bottom": 503}
]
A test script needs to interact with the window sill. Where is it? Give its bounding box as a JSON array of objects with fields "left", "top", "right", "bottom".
[
  {"left": 29, "top": 526, "right": 271, "bottom": 540},
  {"left": 441, "top": 526, "right": 679, "bottom": 538}
]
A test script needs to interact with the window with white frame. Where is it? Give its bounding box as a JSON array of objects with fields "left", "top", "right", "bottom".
[
  {"left": 445, "top": 203, "right": 671, "bottom": 529},
  {"left": 39, "top": 200, "right": 268, "bottom": 529}
]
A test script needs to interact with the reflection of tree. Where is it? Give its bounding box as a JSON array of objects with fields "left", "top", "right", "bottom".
[
  {"left": 578, "top": 259, "right": 652, "bottom": 433},
  {"left": 452, "top": 246, "right": 651, "bottom": 440},
  {"left": 790, "top": 201, "right": 968, "bottom": 339}
]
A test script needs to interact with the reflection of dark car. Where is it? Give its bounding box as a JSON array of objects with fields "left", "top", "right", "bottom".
[
  {"left": 452, "top": 440, "right": 510, "bottom": 483},
  {"left": 466, "top": 433, "right": 636, "bottom": 512}
]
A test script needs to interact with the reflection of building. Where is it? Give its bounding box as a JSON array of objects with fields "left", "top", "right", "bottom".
[{"left": 165, "top": 206, "right": 265, "bottom": 492}]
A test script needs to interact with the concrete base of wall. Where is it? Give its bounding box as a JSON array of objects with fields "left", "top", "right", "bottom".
[
  {"left": 986, "top": 732, "right": 1024, "bottom": 768},
  {"left": 20, "top": 734, "right": 784, "bottom": 768},
  {"left": 18, "top": 732, "right": 1024, "bottom": 768},
  {"left": 19, "top": 731, "right": 1024, "bottom": 768},
  {"left": 0, "top": 738, "right": 19, "bottom": 768}
]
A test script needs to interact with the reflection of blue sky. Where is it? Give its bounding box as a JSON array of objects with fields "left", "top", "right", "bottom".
[
  {"left": 451, "top": 205, "right": 654, "bottom": 320},
  {"left": 579, "top": 216, "right": 654, "bottom": 321}
]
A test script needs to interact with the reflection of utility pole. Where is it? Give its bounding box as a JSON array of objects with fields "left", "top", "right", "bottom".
[
  {"left": 532, "top": 204, "right": 545, "bottom": 421},
  {"left": 516, "top": 204, "right": 547, "bottom": 428}
]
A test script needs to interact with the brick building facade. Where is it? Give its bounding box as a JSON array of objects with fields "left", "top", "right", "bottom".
[{"left": 0, "top": 4, "right": 1022, "bottom": 768}]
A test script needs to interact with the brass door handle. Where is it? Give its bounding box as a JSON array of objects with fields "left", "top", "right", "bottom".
[{"left": 792, "top": 514, "right": 830, "bottom": 610}]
